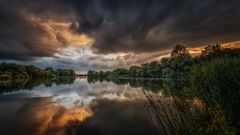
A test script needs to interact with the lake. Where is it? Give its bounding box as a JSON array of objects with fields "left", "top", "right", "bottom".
[{"left": 0, "top": 77, "right": 239, "bottom": 135}]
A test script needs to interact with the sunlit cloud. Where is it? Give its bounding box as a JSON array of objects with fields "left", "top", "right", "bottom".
[
  {"left": 188, "top": 41, "right": 240, "bottom": 55},
  {"left": 1, "top": 0, "right": 240, "bottom": 71},
  {"left": 28, "top": 15, "right": 95, "bottom": 47}
]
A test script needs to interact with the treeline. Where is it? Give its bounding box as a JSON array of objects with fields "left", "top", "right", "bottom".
[
  {"left": 0, "top": 63, "right": 75, "bottom": 82},
  {"left": 88, "top": 44, "right": 240, "bottom": 79}
]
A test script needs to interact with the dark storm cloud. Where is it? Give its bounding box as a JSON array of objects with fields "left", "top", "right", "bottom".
[
  {"left": 0, "top": 0, "right": 240, "bottom": 60},
  {"left": 67, "top": 0, "right": 240, "bottom": 53},
  {"left": 0, "top": 2, "right": 60, "bottom": 60},
  {"left": 0, "top": 0, "right": 76, "bottom": 61},
  {"left": 69, "top": 0, "right": 185, "bottom": 53}
]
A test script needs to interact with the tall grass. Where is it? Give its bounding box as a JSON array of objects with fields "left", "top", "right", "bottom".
[
  {"left": 190, "top": 58, "right": 240, "bottom": 99},
  {"left": 190, "top": 58, "right": 240, "bottom": 134}
]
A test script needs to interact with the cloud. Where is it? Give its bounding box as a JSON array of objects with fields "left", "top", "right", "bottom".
[
  {"left": 0, "top": 7, "right": 55, "bottom": 60},
  {"left": 0, "top": 0, "right": 92, "bottom": 61},
  {"left": 0, "top": 0, "right": 240, "bottom": 70},
  {"left": 68, "top": 0, "right": 240, "bottom": 53}
]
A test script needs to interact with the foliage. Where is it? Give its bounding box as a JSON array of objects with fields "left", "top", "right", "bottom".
[
  {"left": 190, "top": 58, "right": 240, "bottom": 129},
  {"left": 0, "top": 77, "right": 75, "bottom": 93},
  {"left": 88, "top": 44, "right": 240, "bottom": 80},
  {"left": 171, "top": 44, "right": 189, "bottom": 58},
  {"left": 0, "top": 63, "right": 75, "bottom": 91}
]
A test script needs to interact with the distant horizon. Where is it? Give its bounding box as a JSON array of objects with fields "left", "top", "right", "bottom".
[{"left": 1, "top": 42, "right": 239, "bottom": 73}]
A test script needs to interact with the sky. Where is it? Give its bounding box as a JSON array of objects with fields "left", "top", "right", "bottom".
[{"left": 0, "top": 0, "right": 240, "bottom": 73}]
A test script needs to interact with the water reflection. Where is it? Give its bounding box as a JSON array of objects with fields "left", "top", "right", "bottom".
[
  {"left": 0, "top": 78, "right": 239, "bottom": 135},
  {"left": 87, "top": 78, "right": 239, "bottom": 134},
  {"left": 0, "top": 77, "right": 75, "bottom": 94}
]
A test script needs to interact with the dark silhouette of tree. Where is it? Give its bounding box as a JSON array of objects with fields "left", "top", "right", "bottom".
[
  {"left": 171, "top": 44, "right": 189, "bottom": 58},
  {"left": 201, "top": 43, "right": 222, "bottom": 57}
]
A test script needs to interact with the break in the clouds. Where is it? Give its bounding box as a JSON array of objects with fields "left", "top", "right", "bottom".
[{"left": 0, "top": 0, "right": 240, "bottom": 71}]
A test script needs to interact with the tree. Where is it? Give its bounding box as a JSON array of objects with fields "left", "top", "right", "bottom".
[
  {"left": 87, "top": 70, "right": 94, "bottom": 76},
  {"left": 148, "top": 61, "right": 162, "bottom": 78},
  {"left": 129, "top": 66, "right": 138, "bottom": 77},
  {"left": 202, "top": 44, "right": 221, "bottom": 54},
  {"left": 171, "top": 44, "right": 189, "bottom": 58},
  {"left": 161, "top": 44, "right": 193, "bottom": 79},
  {"left": 45, "top": 67, "right": 54, "bottom": 73}
]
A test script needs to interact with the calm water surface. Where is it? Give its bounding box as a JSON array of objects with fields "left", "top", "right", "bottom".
[{"left": 0, "top": 78, "right": 239, "bottom": 135}]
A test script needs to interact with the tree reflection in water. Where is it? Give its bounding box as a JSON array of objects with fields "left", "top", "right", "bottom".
[
  {"left": 87, "top": 78, "right": 239, "bottom": 135},
  {"left": 0, "top": 77, "right": 238, "bottom": 135},
  {"left": 0, "top": 77, "right": 75, "bottom": 93}
]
